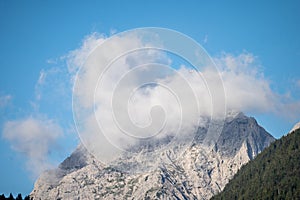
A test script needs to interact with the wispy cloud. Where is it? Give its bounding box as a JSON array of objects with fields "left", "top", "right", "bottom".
[
  {"left": 214, "top": 52, "right": 273, "bottom": 113},
  {"left": 66, "top": 32, "right": 106, "bottom": 74},
  {"left": 2, "top": 117, "right": 63, "bottom": 178},
  {"left": 214, "top": 52, "right": 300, "bottom": 118},
  {"left": 34, "top": 67, "right": 71, "bottom": 103},
  {"left": 0, "top": 94, "right": 12, "bottom": 108},
  {"left": 203, "top": 34, "right": 208, "bottom": 44},
  {"left": 2, "top": 56, "right": 75, "bottom": 177}
]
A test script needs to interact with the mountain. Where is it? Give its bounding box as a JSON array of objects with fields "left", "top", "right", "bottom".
[
  {"left": 30, "top": 112, "right": 274, "bottom": 200},
  {"left": 211, "top": 125, "right": 300, "bottom": 200}
]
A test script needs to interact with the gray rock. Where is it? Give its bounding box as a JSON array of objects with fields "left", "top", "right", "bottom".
[{"left": 30, "top": 112, "right": 274, "bottom": 200}]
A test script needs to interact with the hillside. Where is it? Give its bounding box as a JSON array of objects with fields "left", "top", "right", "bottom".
[{"left": 212, "top": 127, "right": 300, "bottom": 200}]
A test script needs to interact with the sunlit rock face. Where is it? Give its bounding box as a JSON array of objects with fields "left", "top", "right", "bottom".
[{"left": 30, "top": 112, "right": 274, "bottom": 200}]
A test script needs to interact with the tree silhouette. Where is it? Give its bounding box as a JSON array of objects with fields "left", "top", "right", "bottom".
[
  {"left": 8, "top": 193, "right": 14, "bottom": 200},
  {"left": 15, "top": 194, "right": 22, "bottom": 200},
  {"left": 24, "top": 196, "right": 30, "bottom": 200},
  {"left": 212, "top": 129, "right": 300, "bottom": 199},
  {"left": 0, "top": 193, "right": 30, "bottom": 200},
  {"left": 0, "top": 194, "right": 5, "bottom": 200}
]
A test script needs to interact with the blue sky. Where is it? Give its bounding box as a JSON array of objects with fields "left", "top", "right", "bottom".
[{"left": 1, "top": 0, "right": 300, "bottom": 196}]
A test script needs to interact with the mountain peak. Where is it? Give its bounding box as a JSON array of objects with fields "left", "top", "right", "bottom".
[
  {"left": 30, "top": 114, "right": 275, "bottom": 200},
  {"left": 226, "top": 110, "right": 243, "bottom": 119},
  {"left": 212, "top": 128, "right": 300, "bottom": 200},
  {"left": 216, "top": 112, "right": 274, "bottom": 158}
]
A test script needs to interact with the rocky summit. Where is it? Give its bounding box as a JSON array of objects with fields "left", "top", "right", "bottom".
[{"left": 30, "top": 112, "right": 274, "bottom": 200}]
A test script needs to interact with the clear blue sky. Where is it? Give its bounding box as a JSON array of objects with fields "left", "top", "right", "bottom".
[{"left": 0, "top": 0, "right": 300, "bottom": 196}]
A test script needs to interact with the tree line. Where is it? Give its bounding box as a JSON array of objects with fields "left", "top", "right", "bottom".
[
  {"left": 0, "top": 193, "right": 30, "bottom": 200},
  {"left": 212, "top": 128, "right": 300, "bottom": 199}
]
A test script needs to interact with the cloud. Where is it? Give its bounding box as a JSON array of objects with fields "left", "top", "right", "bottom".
[
  {"left": 68, "top": 32, "right": 300, "bottom": 164},
  {"left": 4, "top": 30, "right": 300, "bottom": 174},
  {"left": 2, "top": 117, "right": 63, "bottom": 178},
  {"left": 214, "top": 52, "right": 275, "bottom": 113},
  {"left": 35, "top": 67, "right": 71, "bottom": 101},
  {"left": 2, "top": 78, "right": 75, "bottom": 177},
  {"left": 203, "top": 34, "right": 208, "bottom": 44},
  {"left": 2, "top": 48, "right": 75, "bottom": 178},
  {"left": 0, "top": 94, "right": 12, "bottom": 108},
  {"left": 32, "top": 64, "right": 74, "bottom": 126},
  {"left": 214, "top": 52, "right": 300, "bottom": 118},
  {"left": 66, "top": 32, "right": 106, "bottom": 74}
]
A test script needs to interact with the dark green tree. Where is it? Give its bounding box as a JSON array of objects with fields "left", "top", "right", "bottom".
[
  {"left": 24, "top": 195, "right": 30, "bottom": 200},
  {"left": 0, "top": 194, "right": 5, "bottom": 200},
  {"left": 16, "top": 194, "right": 22, "bottom": 200},
  {"left": 212, "top": 128, "right": 300, "bottom": 200},
  {"left": 8, "top": 193, "right": 14, "bottom": 200}
]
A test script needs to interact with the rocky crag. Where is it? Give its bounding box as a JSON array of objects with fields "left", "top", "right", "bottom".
[{"left": 30, "top": 112, "right": 274, "bottom": 200}]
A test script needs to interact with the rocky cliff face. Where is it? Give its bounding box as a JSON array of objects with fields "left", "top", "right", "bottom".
[{"left": 30, "top": 113, "right": 274, "bottom": 200}]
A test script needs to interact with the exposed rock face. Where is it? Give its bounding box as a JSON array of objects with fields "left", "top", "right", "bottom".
[{"left": 30, "top": 113, "right": 274, "bottom": 200}]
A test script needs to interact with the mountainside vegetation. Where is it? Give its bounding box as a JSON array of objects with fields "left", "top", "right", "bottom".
[{"left": 212, "top": 128, "right": 300, "bottom": 200}]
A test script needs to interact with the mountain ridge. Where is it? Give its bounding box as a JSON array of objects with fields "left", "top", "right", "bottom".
[
  {"left": 30, "top": 112, "right": 275, "bottom": 200},
  {"left": 211, "top": 126, "right": 300, "bottom": 200}
]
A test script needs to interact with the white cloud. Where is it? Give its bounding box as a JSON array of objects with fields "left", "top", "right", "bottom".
[
  {"left": 70, "top": 32, "right": 203, "bottom": 162},
  {"left": 214, "top": 53, "right": 300, "bottom": 118},
  {"left": 4, "top": 30, "right": 300, "bottom": 175},
  {"left": 2, "top": 117, "right": 63, "bottom": 178},
  {"left": 69, "top": 32, "right": 300, "bottom": 164},
  {"left": 2, "top": 47, "right": 75, "bottom": 178},
  {"left": 66, "top": 32, "right": 106, "bottom": 74},
  {"left": 110, "top": 28, "right": 117, "bottom": 35},
  {"left": 33, "top": 65, "right": 73, "bottom": 118},
  {"left": 213, "top": 52, "right": 275, "bottom": 113},
  {"left": 35, "top": 67, "right": 68, "bottom": 101},
  {"left": 0, "top": 94, "right": 12, "bottom": 108},
  {"left": 203, "top": 34, "right": 208, "bottom": 44},
  {"left": 37, "top": 70, "right": 46, "bottom": 85}
]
